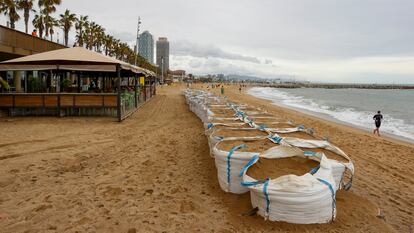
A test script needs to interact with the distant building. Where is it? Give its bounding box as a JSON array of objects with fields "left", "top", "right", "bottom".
[
  {"left": 138, "top": 31, "right": 154, "bottom": 63},
  {"left": 156, "top": 37, "right": 169, "bottom": 78},
  {"left": 169, "top": 70, "right": 186, "bottom": 82}
]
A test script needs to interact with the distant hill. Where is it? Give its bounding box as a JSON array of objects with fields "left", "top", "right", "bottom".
[{"left": 226, "top": 74, "right": 266, "bottom": 81}]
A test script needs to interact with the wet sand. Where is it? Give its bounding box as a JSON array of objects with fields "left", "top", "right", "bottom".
[{"left": 0, "top": 85, "right": 412, "bottom": 232}]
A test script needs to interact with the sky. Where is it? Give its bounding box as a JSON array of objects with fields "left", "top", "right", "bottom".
[{"left": 1, "top": 0, "right": 414, "bottom": 83}]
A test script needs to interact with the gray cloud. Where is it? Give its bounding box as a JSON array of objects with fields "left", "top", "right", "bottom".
[
  {"left": 2, "top": 0, "right": 414, "bottom": 83},
  {"left": 264, "top": 59, "right": 272, "bottom": 65},
  {"left": 109, "top": 31, "right": 136, "bottom": 43},
  {"left": 171, "top": 40, "right": 261, "bottom": 63}
]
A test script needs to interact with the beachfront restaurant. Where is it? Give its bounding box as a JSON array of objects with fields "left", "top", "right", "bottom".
[{"left": 0, "top": 47, "right": 156, "bottom": 122}]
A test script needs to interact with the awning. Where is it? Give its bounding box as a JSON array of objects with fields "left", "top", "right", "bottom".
[{"left": 0, "top": 46, "right": 155, "bottom": 76}]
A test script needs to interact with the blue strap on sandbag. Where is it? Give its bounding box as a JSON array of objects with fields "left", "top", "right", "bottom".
[
  {"left": 239, "top": 155, "right": 260, "bottom": 177},
  {"left": 304, "top": 150, "right": 317, "bottom": 156},
  {"left": 212, "top": 135, "right": 224, "bottom": 140},
  {"left": 298, "top": 124, "right": 305, "bottom": 130},
  {"left": 317, "top": 178, "right": 336, "bottom": 221},
  {"left": 268, "top": 135, "right": 283, "bottom": 144},
  {"left": 309, "top": 165, "right": 320, "bottom": 174},
  {"left": 235, "top": 111, "right": 245, "bottom": 118},
  {"left": 263, "top": 178, "right": 271, "bottom": 215},
  {"left": 207, "top": 123, "right": 214, "bottom": 129},
  {"left": 227, "top": 144, "right": 247, "bottom": 186},
  {"left": 258, "top": 124, "right": 267, "bottom": 131}
]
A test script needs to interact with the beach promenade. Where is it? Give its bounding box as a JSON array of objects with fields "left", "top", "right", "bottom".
[{"left": 0, "top": 85, "right": 412, "bottom": 232}]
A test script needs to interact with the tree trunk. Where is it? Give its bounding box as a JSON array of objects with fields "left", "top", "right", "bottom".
[
  {"left": 24, "top": 10, "right": 29, "bottom": 34},
  {"left": 65, "top": 30, "right": 69, "bottom": 46}
]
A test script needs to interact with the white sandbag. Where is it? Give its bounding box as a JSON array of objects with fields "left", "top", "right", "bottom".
[
  {"left": 212, "top": 143, "right": 260, "bottom": 194},
  {"left": 209, "top": 129, "right": 270, "bottom": 154},
  {"left": 204, "top": 122, "right": 250, "bottom": 135},
  {"left": 274, "top": 136, "right": 354, "bottom": 189},
  {"left": 212, "top": 137, "right": 289, "bottom": 193},
  {"left": 240, "top": 147, "right": 337, "bottom": 224}
]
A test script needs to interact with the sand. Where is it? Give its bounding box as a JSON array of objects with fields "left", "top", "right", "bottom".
[
  {"left": 258, "top": 122, "right": 295, "bottom": 129},
  {"left": 299, "top": 147, "right": 350, "bottom": 163},
  {"left": 210, "top": 108, "right": 236, "bottom": 115},
  {"left": 0, "top": 84, "right": 411, "bottom": 232},
  {"left": 247, "top": 117, "right": 284, "bottom": 122},
  {"left": 210, "top": 123, "right": 253, "bottom": 130},
  {"left": 211, "top": 128, "right": 269, "bottom": 138},
  {"left": 277, "top": 131, "right": 317, "bottom": 140},
  {"left": 217, "top": 139, "right": 278, "bottom": 152},
  {"left": 247, "top": 157, "right": 320, "bottom": 180},
  {"left": 211, "top": 113, "right": 237, "bottom": 118}
]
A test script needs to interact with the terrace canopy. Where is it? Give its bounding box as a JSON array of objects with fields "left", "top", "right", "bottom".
[
  {"left": 0, "top": 47, "right": 157, "bottom": 122},
  {"left": 0, "top": 46, "right": 155, "bottom": 76}
]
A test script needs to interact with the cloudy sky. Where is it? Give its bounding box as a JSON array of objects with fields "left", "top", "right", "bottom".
[{"left": 2, "top": 0, "right": 414, "bottom": 83}]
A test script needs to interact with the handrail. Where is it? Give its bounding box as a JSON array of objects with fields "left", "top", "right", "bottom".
[
  {"left": 0, "top": 93, "right": 117, "bottom": 96},
  {"left": 0, "top": 25, "right": 66, "bottom": 55}
]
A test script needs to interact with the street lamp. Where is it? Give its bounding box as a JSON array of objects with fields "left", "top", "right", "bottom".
[{"left": 134, "top": 17, "right": 141, "bottom": 66}]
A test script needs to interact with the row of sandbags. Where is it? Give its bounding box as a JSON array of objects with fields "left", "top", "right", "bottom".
[{"left": 183, "top": 89, "right": 354, "bottom": 224}]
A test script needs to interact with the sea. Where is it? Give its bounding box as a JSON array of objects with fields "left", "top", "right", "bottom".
[{"left": 248, "top": 87, "right": 414, "bottom": 142}]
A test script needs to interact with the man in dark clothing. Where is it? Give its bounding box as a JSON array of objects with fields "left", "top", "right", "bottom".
[{"left": 373, "top": 111, "right": 383, "bottom": 136}]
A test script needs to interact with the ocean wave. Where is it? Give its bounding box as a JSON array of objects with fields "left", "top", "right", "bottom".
[{"left": 248, "top": 87, "right": 414, "bottom": 142}]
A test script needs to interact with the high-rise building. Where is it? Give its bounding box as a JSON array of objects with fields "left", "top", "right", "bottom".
[
  {"left": 156, "top": 37, "right": 169, "bottom": 77},
  {"left": 138, "top": 31, "right": 154, "bottom": 63}
]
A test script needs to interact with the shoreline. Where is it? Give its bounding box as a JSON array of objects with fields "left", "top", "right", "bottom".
[
  {"left": 246, "top": 86, "right": 414, "bottom": 147},
  {"left": 198, "top": 83, "right": 414, "bottom": 232}
]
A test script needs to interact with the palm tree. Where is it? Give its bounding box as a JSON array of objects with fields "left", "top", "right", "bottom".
[
  {"left": 32, "top": 14, "right": 45, "bottom": 37},
  {"left": 103, "top": 34, "right": 114, "bottom": 56},
  {"left": 84, "top": 21, "right": 95, "bottom": 50},
  {"left": 46, "top": 16, "right": 58, "bottom": 41},
  {"left": 18, "top": 0, "right": 35, "bottom": 33},
  {"left": 93, "top": 25, "right": 105, "bottom": 52},
  {"left": 0, "top": 0, "right": 21, "bottom": 29},
  {"left": 38, "top": 0, "right": 61, "bottom": 38},
  {"left": 59, "top": 9, "right": 76, "bottom": 46},
  {"left": 75, "top": 15, "right": 88, "bottom": 47}
]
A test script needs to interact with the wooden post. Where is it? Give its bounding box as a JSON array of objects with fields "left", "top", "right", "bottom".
[
  {"left": 153, "top": 77, "right": 156, "bottom": 96},
  {"left": 56, "top": 68, "right": 61, "bottom": 117},
  {"left": 14, "top": 71, "right": 22, "bottom": 93},
  {"left": 77, "top": 72, "right": 81, "bottom": 93},
  {"left": 24, "top": 71, "right": 28, "bottom": 93},
  {"left": 116, "top": 64, "right": 121, "bottom": 122},
  {"left": 143, "top": 83, "right": 146, "bottom": 101},
  {"left": 102, "top": 73, "right": 106, "bottom": 92},
  {"left": 134, "top": 75, "right": 138, "bottom": 108}
]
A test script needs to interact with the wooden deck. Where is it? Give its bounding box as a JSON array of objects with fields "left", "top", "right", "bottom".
[
  {"left": 0, "top": 93, "right": 117, "bottom": 108},
  {"left": 0, "top": 84, "right": 156, "bottom": 121}
]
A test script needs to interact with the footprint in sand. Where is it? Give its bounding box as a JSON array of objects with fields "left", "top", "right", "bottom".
[
  {"left": 179, "top": 200, "right": 198, "bottom": 213},
  {"left": 103, "top": 186, "right": 123, "bottom": 197}
]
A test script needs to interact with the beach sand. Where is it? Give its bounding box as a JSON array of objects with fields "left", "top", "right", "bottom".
[{"left": 0, "top": 84, "right": 412, "bottom": 232}]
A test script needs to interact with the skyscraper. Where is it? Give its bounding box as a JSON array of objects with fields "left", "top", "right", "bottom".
[
  {"left": 156, "top": 37, "right": 169, "bottom": 78},
  {"left": 138, "top": 31, "right": 154, "bottom": 64}
]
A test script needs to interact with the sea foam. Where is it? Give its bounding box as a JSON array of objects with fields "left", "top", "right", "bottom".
[{"left": 248, "top": 87, "right": 414, "bottom": 142}]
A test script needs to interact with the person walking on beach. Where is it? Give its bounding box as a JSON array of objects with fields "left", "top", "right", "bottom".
[
  {"left": 373, "top": 111, "right": 383, "bottom": 136},
  {"left": 221, "top": 85, "right": 224, "bottom": 95},
  {"left": 239, "top": 85, "right": 242, "bottom": 93}
]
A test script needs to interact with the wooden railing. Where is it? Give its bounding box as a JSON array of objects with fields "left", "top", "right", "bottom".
[
  {"left": 0, "top": 93, "right": 117, "bottom": 108},
  {"left": 0, "top": 86, "right": 156, "bottom": 121},
  {"left": 0, "top": 93, "right": 118, "bottom": 118},
  {"left": 0, "top": 25, "right": 66, "bottom": 57}
]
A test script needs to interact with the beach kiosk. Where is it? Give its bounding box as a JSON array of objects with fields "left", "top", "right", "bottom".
[{"left": 0, "top": 47, "right": 156, "bottom": 121}]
